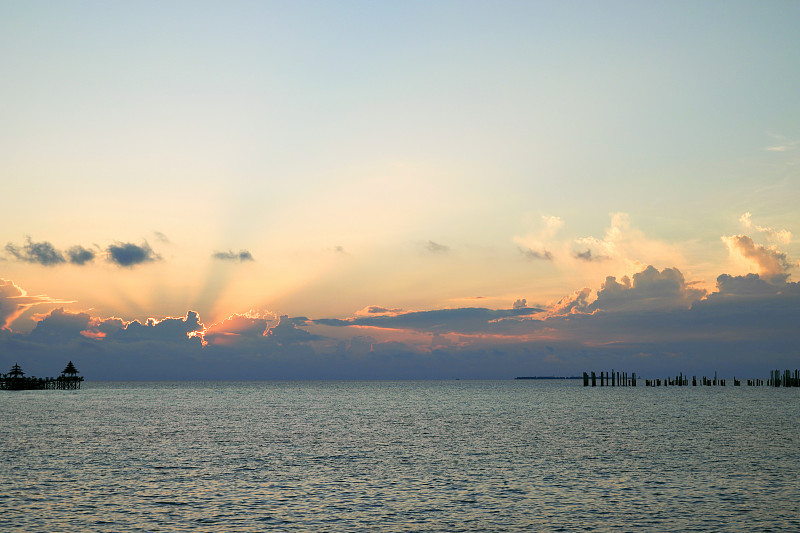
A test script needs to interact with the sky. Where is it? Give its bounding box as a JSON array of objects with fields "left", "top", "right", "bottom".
[{"left": 1, "top": 1, "right": 799, "bottom": 379}]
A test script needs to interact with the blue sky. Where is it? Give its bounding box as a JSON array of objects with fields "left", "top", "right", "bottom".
[{"left": 1, "top": 1, "right": 798, "bottom": 378}]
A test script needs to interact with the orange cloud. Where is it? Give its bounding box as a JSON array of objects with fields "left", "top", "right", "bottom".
[
  {"left": 722, "top": 234, "right": 792, "bottom": 280},
  {"left": 0, "top": 278, "right": 73, "bottom": 330}
]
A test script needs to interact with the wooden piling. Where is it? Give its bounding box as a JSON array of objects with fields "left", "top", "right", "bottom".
[{"left": 581, "top": 369, "right": 799, "bottom": 389}]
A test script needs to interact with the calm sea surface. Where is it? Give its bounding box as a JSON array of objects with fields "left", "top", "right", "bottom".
[{"left": 2, "top": 380, "right": 799, "bottom": 532}]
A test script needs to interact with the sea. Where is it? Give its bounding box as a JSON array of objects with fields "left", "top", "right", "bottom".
[{"left": 2, "top": 380, "right": 799, "bottom": 532}]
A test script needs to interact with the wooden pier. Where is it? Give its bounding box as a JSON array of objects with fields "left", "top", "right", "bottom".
[
  {"left": 0, "top": 362, "right": 83, "bottom": 391},
  {"left": 583, "top": 369, "right": 800, "bottom": 388}
]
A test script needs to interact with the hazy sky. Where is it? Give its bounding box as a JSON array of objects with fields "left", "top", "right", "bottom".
[{"left": 1, "top": 1, "right": 798, "bottom": 378}]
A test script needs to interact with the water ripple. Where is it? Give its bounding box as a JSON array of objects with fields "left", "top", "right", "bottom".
[{"left": 1, "top": 381, "right": 799, "bottom": 531}]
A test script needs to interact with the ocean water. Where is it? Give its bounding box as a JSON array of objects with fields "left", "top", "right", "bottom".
[{"left": 2, "top": 380, "right": 799, "bottom": 532}]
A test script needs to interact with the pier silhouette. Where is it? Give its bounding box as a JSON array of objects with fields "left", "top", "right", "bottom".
[{"left": 0, "top": 361, "right": 84, "bottom": 390}]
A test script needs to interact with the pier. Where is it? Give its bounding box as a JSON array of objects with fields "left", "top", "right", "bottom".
[
  {"left": 0, "top": 362, "right": 83, "bottom": 391},
  {"left": 582, "top": 369, "right": 800, "bottom": 387}
]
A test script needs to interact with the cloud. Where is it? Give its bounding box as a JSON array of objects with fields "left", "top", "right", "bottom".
[
  {"left": 514, "top": 215, "right": 562, "bottom": 263},
  {"left": 548, "top": 288, "right": 593, "bottom": 316},
  {"left": 574, "top": 248, "right": 608, "bottom": 262},
  {"left": 202, "top": 311, "right": 272, "bottom": 346},
  {"left": 687, "top": 273, "right": 800, "bottom": 341},
  {"left": 722, "top": 234, "right": 792, "bottom": 280},
  {"left": 713, "top": 273, "right": 785, "bottom": 297},
  {"left": 86, "top": 316, "right": 127, "bottom": 338},
  {"left": 555, "top": 212, "right": 632, "bottom": 265},
  {"left": 28, "top": 309, "right": 205, "bottom": 345},
  {"left": 106, "top": 311, "right": 204, "bottom": 344},
  {"left": 0, "top": 280, "right": 45, "bottom": 330},
  {"left": 520, "top": 246, "right": 553, "bottom": 261},
  {"left": 739, "top": 212, "right": 792, "bottom": 244},
  {"left": 107, "top": 241, "right": 160, "bottom": 267},
  {"left": 573, "top": 230, "right": 619, "bottom": 263},
  {"left": 315, "top": 306, "right": 543, "bottom": 336},
  {"left": 542, "top": 215, "right": 564, "bottom": 237},
  {"left": 212, "top": 249, "right": 255, "bottom": 262},
  {"left": 424, "top": 240, "right": 449, "bottom": 254},
  {"left": 0, "top": 279, "right": 71, "bottom": 330},
  {"left": 67, "top": 246, "right": 96, "bottom": 265},
  {"left": 572, "top": 213, "right": 683, "bottom": 274},
  {"left": 2, "top": 262, "right": 799, "bottom": 380},
  {"left": 588, "top": 265, "right": 706, "bottom": 312},
  {"left": 356, "top": 306, "right": 405, "bottom": 316},
  {"left": 514, "top": 212, "right": 681, "bottom": 276},
  {"left": 265, "top": 315, "right": 318, "bottom": 344},
  {"left": 765, "top": 136, "right": 799, "bottom": 152},
  {"left": 5, "top": 237, "right": 171, "bottom": 267},
  {"left": 153, "top": 231, "right": 171, "bottom": 243},
  {"left": 766, "top": 144, "right": 793, "bottom": 152},
  {"left": 5, "top": 237, "right": 66, "bottom": 266},
  {"left": 28, "top": 308, "right": 92, "bottom": 342}
]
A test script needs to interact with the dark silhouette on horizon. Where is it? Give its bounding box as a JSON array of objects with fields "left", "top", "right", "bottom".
[
  {"left": 581, "top": 369, "right": 800, "bottom": 387},
  {"left": 0, "top": 361, "right": 83, "bottom": 390}
]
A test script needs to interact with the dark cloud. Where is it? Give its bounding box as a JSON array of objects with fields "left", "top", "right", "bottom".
[
  {"left": 315, "top": 306, "right": 543, "bottom": 335},
  {"left": 265, "top": 315, "right": 318, "bottom": 344},
  {"left": 589, "top": 266, "right": 705, "bottom": 312},
  {"left": 365, "top": 306, "right": 403, "bottom": 314},
  {"left": 153, "top": 231, "right": 170, "bottom": 243},
  {"left": 28, "top": 308, "right": 92, "bottom": 343},
  {"left": 107, "top": 242, "right": 160, "bottom": 267},
  {"left": 520, "top": 247, "right": 553, "bottom": 261},
  {"left": 512, "top": 299, "right": 527, "bottom": 309},
  {"left": 5, "top": 237, "right": 66, "bottom": 266},
  {"left": 6, "top": 237, "right": 164, "bottom": 268},
  {"left": 5, "top": 237, "right": 168, "bottom": 268},
  {"left": 714, "top": 273, "right": 781, "bottom": 297},
  {"left": 109, "top": 311, "right": 203, "bottom": 343},
  {"left": 67, "top": 246, "right": 95, "bottom": 265},
  {"left": 574, "top": 249, "right": 607, "bottom": 262},
  {"left": 94, "top": 317, "right": 126, "bottom": 335},
  {"left": 690, "top": 274, "right": 800, "bottom": 332},
  {"left": 2, "top": 265, "right": 799, "bottom": 380},
  {"left": 425, "top": 241, "right": 450, "bottom": 254},
  {"left": 212, "top": 250, "right": 255, "bottom": 262}
]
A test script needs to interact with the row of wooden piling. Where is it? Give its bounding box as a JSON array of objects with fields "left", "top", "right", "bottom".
[
  {"left": 583, "top": 369, "right": 800, "bottom": 387},
  {"left": 768, "top": 369, "right": 800, "bottom": 387},
  {"left": 583, "top": 371, "right": 637, "bottom": 387}
]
